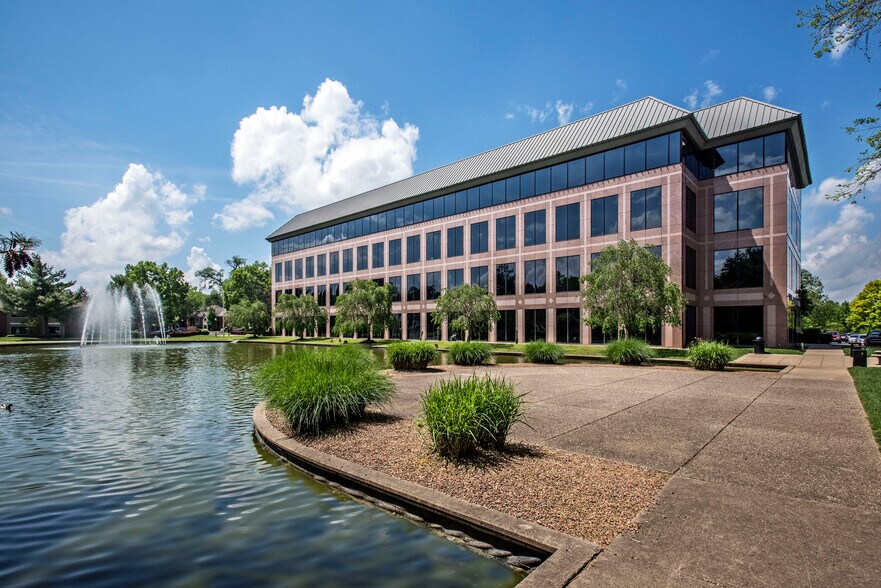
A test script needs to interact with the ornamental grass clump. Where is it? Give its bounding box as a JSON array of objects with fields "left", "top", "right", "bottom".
[
  {"left": 419, "top": 375, "right": 525, "bottom": 458},
  {"left": 523, "top": 340, "right": 565, "bottom": 364},
  {"left": 386, "top": 341, "right": 437, "bottom": 370},
  {"left": 447, "top": 341, "right": 492, "bottom": 366},
  {"left": 605, "top": 338, "right": 656, "bottom": 366},
  {"left": 687, "top": 340, "right": 734, "bottom": 371},
  {"left": 258, "top": 344, "right": 395, "bottom": 435}
]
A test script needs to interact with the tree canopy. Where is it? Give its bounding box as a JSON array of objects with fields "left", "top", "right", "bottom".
[
  {"left": 224, "top": 260, "right": 270, "bottom": 308},
  {"left": 332, "top": 279, "right": 393, "bottom": 341},
  {"left": 274, "top": 294, "right": 327, "bottom": 338},
  {"left": 0, "top": 255, "right": 84, "bottom": 336},
  {"left": 847, "top": 279, "right": 881, "bottom": 331},
  {"left": 431, "top": 284, "right": 499, "bottom": 342},
  {"left": 581, "top": 239, "right": 686, "bottom": 339},
  {"left": 799, "top": 0, "right": 881, "bottom": 200},
  {"left": 110, "top": 261, "right": 194, "bottom": 326},
  {"left": 226, "top": 300, "right": 270, "bottom": 335},
  {"left": 1, "top": 231, "right": 41, "bottom": 279}
]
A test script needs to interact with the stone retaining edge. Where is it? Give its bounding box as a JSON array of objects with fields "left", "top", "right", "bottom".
[{"left": 253, "top": 402, "right": 600, "bottom": 587}]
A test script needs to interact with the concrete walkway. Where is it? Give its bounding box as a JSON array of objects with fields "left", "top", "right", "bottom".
[{"left": 387, "top": 349, "right": 881, "bottom": 587}]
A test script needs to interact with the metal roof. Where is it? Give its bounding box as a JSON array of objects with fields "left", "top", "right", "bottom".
[{"left": 267, "top": 96, "right": 807, "bottom": 241}]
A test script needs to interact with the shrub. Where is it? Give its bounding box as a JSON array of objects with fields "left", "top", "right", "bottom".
[
  {"left": 420, "top": 375, "right": 525, "bottom": 458},
  {"left": 386, "top": 341, "right": 438, "bottom": 370},
  {"left": 448, "top": 341, "right": 492, "bottom": 365},
  {"left": 258, "top": 345, "right": 395, "bottom": 435},
  {"left": 524, "top": 340, "right": 565, "bottom": 364},
  {"left": 605, "top": 338, "right": 656, "bottom": 365},
  {"left": 687, "top": 340, "right": 734, "bottom": 371}
]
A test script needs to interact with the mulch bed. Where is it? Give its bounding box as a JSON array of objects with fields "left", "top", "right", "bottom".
[{"left": 266, "top": 409, "right": 669, "bottom": 546}]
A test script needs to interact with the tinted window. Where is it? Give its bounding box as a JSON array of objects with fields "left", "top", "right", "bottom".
[
  {"left": 535, "top": 167, "right": 551, "bottom": 195},
  {"left": 426, "top": 271, "right": 441, "bottom": 300},
  {"left": 329, "top": 252, "right": 339, "bottom": 274},
  {"left": 646, "top": 135, "right": 668, "bottom": 169},
  {"left": 591, "top": 195, "right": 618, "bottom": 237},
  {"left": 738, "top": 137, "right": 763, "bottom": 171},
  {"left": 631, "top": 186, "right": 662, "bottom": 231},
  {"left": 406, "top": 274, "right": 421, "bottom": 301},
  {"left": 556, "top": 308, "right": 581, "bottom": 343},
  {"left": 524, "top": 209, "right": 546, "bottom": 246},
  {"left": 357, "top": 246, "right": 368, "bottom": 270},
  {"left": 389, "top": 239, "right": 402, "bottom": 265},
  {"left": 372, "top": 243, "right": 384, "bottom": 268},
  {"left": 274, "top": 262, "right": 282, "bottom": 283},
  {"left": 317, "top": 284, "right": 327, "bottom": 307},
  {"left": 406, "top": 235, "right": 420, "bottom": 263},
  {"left": 479, "top": 184, "right": 492, "bottom": 208},
  {"left": 496, "top": 216, "right": 515, "bottom": 250},
  {"left": 317, "top": 254, "right": 326, "bottom": 276},
  {"left": 556, "top": 255, "right": 581, "bottom": 292},
  {"left": 496, "top": 310, "right": 517, "bottom": 343},
  {"left": 447, "top": 226, "right": 463, "bottom": 257},
  {"left": 714, "top": 247, "right": 763, "bottom": 289},
  {"left": 604, "top": 147, "right": 624, "bottom": 178},
  {"left": 714, "top": 188, "right": 763, "bottom": 232},
  {"left": 388, "top": 276, "right": 402, "bottom": 302},
  {"left": 586, "top": 153, "right": 604, "bottom": 183},
  {"left": 471, "top": 221, "right": 488, "bottom": 254},
  {"left": 555, "top": 203, "right": 580, "bottom": 242},
  {"left": 524, "top": 309, "right": 546, "bottom": 342},
  {"left": 447, "top": 268, "right": 464, "bottom": 290},
  {"left": 492, "top": 180, "right": 506, "bottom": 205},
  {"left": 306, "top": 256, "right": 314, "bottom": 278},
  {"left": 625, "top": 141, "right": 646, "bottom": 175},
  {"left": 506, "top": 176, "right": 520, "bottom": 202},
  {"left": 470, "top": 265, "right": 488, "bottom": 289},
  {"left": 467, "top": 187, "right": 479, "bottom": 211},
  {"left": 551, "top": 163, "right": 568, "bottom": 192},
  {"left": 764, "top": 133, "right": 786, "bottom": 165},
  {"left": 685, "top": 187, "right": 697, "bottom": 233},
  {"left": 685, "top": 246, "right": 697, "bottom": 289},
  {"left": 426, "top": 231, "right": 441, "bottom": 260},
  {"left": 524, "top": 259, "right": 546, "bottom": 294},
  {"left": 714, "top": 192, "right": 738, "bottom": 232},
  {"left": 295, "top": 258, "right": 303, "bottom": 279},
  {"left": 520, "top": 171, "right": 535, "bottom": 198},
  {"left": 342, "top": 249, "right": 352, "bottom": 273},
  {"left": 567, "top": 158, "right": 586, "bottom": 188},
  {"left": 496, "top": 263, "right": 516, "bottom": 296},
  {"left": 715, "top": 144, "right": 738, "bottom": 176}
]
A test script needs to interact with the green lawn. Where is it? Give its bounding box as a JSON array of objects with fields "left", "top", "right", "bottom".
[
  {"left": 0, "top": 336, "right": 80, "bottom": 346},
  {"left": 849, "top": 367, "right": 881, "bottom": 450}
]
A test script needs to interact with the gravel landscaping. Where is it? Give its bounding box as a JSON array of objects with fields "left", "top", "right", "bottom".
[{"left": 266, "top": 409, "right": 669, "bottom": 546}]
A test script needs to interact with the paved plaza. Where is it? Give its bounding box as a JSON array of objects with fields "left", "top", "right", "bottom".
[{"left": 388, "top": 349, "right": 881, "bottom": 587}]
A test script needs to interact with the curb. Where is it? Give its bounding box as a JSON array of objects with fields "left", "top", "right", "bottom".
[{"left": 253, "top": 402, "right": 600, "bottom": 586}]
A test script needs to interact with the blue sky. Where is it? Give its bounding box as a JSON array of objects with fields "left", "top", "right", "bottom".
[{"left": 1, "top": 0, "right": 878, "bottom": 299}]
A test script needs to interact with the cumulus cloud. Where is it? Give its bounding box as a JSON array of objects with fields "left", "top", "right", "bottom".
[
  {"left": 762, "top": 86, "right": 779, "bottom": 102},
  {"left": 683, "top": 80, "right": 723, "bottom": 110},
  {"left": 555, "top": 101, "right": 575, "bottom": 125},
  {"left": 185, "top": 246, "right": 221, "bottom": 289},
  {"left": 511, "top": 99, "right": 589, "bottom": 126},
  {"left": 45, "top": 163, "right": 202, "bottom": 287},
  {"left": 214, "top": 79, "right": 419, "bottom": 232},
  {"left": 0, "top": 206, "right": 11, "bottom": 216}
]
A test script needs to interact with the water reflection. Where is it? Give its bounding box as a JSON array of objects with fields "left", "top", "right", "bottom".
[{"left": 0, "top": 344, "right": 520, "bottom": 587}]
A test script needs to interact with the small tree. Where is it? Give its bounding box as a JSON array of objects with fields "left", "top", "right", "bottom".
[
  {"left": 431, "top": 284, "right": 499, "bottom": 342},
  {"left": 0, "top": 255, "right": 84, "bottom": 336},
  {"left": 274, "top": 294, "right": 327, "bottom": 338},
  {"left": 581, "top": 239, "right": 686, "bottom": 339},
  {"left": 333, "top": 279, "right": 393, "bottom": 342},
  {"left": 226, "top": 300, "right": 270, "bottom": 335},
  {"left": 847, "top": 279, "right": 881, "bottom": 332}
]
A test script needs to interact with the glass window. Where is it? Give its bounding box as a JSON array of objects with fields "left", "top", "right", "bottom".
[
  {"left": 555, "top": 255, "right": 581, "bottom": 292},
  {"left": 714, "top": 192, "right": 738, "bottom": 233},
  {"left": 604, "top": 147, "right": 624, "bottom": 178},
  {"left": 317, "top": 284, "right": 327, "bottom": 307},
  {"left": 715, "top": 144, "right": 738, "bottom": 176},
  {"left": 556, "top": 308, "right": 581, "bottom": 343},
  {"left": 524, "top": 259, "right": 546, "bottom": 294},
  {"left": 590, "top": 195, "right": 618, "bottom": 237},
  {"left": 714, "top": 188, "right": 763, "bottom": 232},
  {"left": 524, "top": 209, "right": 546, "bottom": 246},
  {"left": 646, "top": 135, "right": 668, "bottom": 169},
  {"left": 685, "top": 246, "right": 697, "bottom": 289},
  {"left": 524, "top": 309, "right": 546, "bottom": 342},
  {"left": 492, "top": 180, "right": 506, "bottom": 205},
  {"left": 496, "top": 310, "right": 516, "bottom": 343},
  {"left": 295, "top": 258, "right": 303, "bottom": 280},
  {"left": 447, "top": 268, "right": 464, "bottom": 290},
  {"left": 479, "top": 184, "right": 492, "bottom": 208},
  {"left": 389, "top": 239, "right": 401, "bottom": 266},
  {"left": 535, "top": 167, "right": 551, "bottom": 195},
  {"left": 714, "top": 246, "right": 763, "bottom": 289},
  {"left": 646, "top": 245, "right": 662, "bottom": 258},
  {"left": 274, "top": 262, "right": 282, "bottom": 283},
  {"left": 388, "top": 276, "right": 402, "bottom": 302},
  {"left": 714, "top": 305, "right": 763, "bottom": 345},
  {"left": 295, "top": 287, "right": 303, "bottom": 297},
  {"left": 630, "top": 186, "right": 662, "bottom": 231},
  {"left": 329, "top": 252, "right": 339, "bottom": 274},
  {"left": 764, "top": 133, "right": 786, "bottom": 165},
  {"left": 306, "top": 256, "right": 314, "bottom": 278},
  {"left": 520, "top": 171, "right": 535, "bottom": 199},
  {"left": 406, "top": 313, "right": 421, "bottom": 340},
  {"left": 357, "top": 246, "right": 368, "bottom": 271},
  {"left": 625, "top": 141, "right": 646, "bottom": 175},
  {"left": 496, "top": 263, "right": 516, "bottom": 296},
  {"left": 444, "top": 194, "right": 456, "bottom": 216},
  {"left": 456, "top": 190, "right": 467, "bottom": 214},
  {"left": 470, "top": 265, "right": 488, "bottom": 290},
  {"left": 372, "top": 243, "right": 384, "bottom": 268},
  {"left": 685, "top": 187, "right": 697, "bottom": 233},
  {"left": 467, "top": 187, "right": 479, "bottom": 211},
  {"left": 406, "top": 235, "right": 420, "bottom": 263},
  {"left": 447, "top": 226, "right": 463, "bottom": 257},
  {"left": 284, "top": 260, "right": 292, "bottom": 281},
  {"left": 586, "top": 153, "right": 604, "bottom": 183},
  {"left": 426, "top": 271, "right": 441, "bottom": 300},
  {"left": 496, "top": 216, "right": 515, "bottom": 250},
  {"left": 470, "top": 221, "right": 488, "bottom": 254},
  {"left": 426, "top": 231, "right": 441, "bottom": 260},
  {"left": 551, "top": 163, "right": 568, "bottom": 192},
  {"left": 738, "top": 137, "right": 763, "bottom": 171},
  {"left": 567, "top": 158, "right": 586, "bottom": 188},
  {"left": 342, "top": 249, "right": 352, "bottom": 273},
  {"left": 406, "top": 274, "right": 421, "bottom": 301},
  {"left": 555, "top": 202, "right": 580, "bottom": 242},
  {"left": 317, "top": 254, "right": 326, "bottom": 276}
]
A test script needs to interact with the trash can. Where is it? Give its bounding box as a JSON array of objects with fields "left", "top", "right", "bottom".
[
  {"left": 753, "top": 336, "right": 766, "bottom": 354},
  {"left": 852, "top": 344, "right": 867, "bottom": 367}
]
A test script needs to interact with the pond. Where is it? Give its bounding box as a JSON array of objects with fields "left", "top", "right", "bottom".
[{"left": 0, "top": 343, "right": 522, "bottom": 587}]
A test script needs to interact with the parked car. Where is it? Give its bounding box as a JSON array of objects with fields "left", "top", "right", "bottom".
[
  {"left": 848, "top": 333, "right": 860, "bottom": 344},
  {"left": 866, "top": 330, "right": 881, "bottom": 345},
  {"left": 168, "top": 326, "right": 200, "bottom": 337}
]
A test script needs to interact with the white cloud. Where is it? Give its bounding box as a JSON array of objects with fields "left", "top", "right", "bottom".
[
  {"left": 612, "top": 79, "right": 628, "bottom": 102},
  {"left": 504, "top": 112, "right": 514, "bottom": 120},
  {"left": 214, "top": 79, "right": 419, "bottom": 232},
  {"left": 198, "top": 235, "right": 211, "bottom": 242},
  {"left": 821, "top": 100, "right": 831, "bottom": 109},
  {"left": 762, "top": 86, "right": 779, "bottom": 102},
  {"left": 0, "top": 206, "right": 11, "bottom": 216},
  {"left": 554, "top": 101, "right": 575, "bottom": 125},
  {"left": 185, "top": 246, "right": 220, "bottom": 289},
  {"left": 830, "top": 25, "right": 852, "bottom": 60},
  {"left": 683, "top": 80, "right": 723, "bottom": 110},
  {"left": 45, "top": 163, "right": 201, "bottom": 287},
  {"left": 513, "top": 99, "right": 588, "bottom": 126},
  {"left": 700, "top": 49, "right": 720, "bottom": 64}
]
